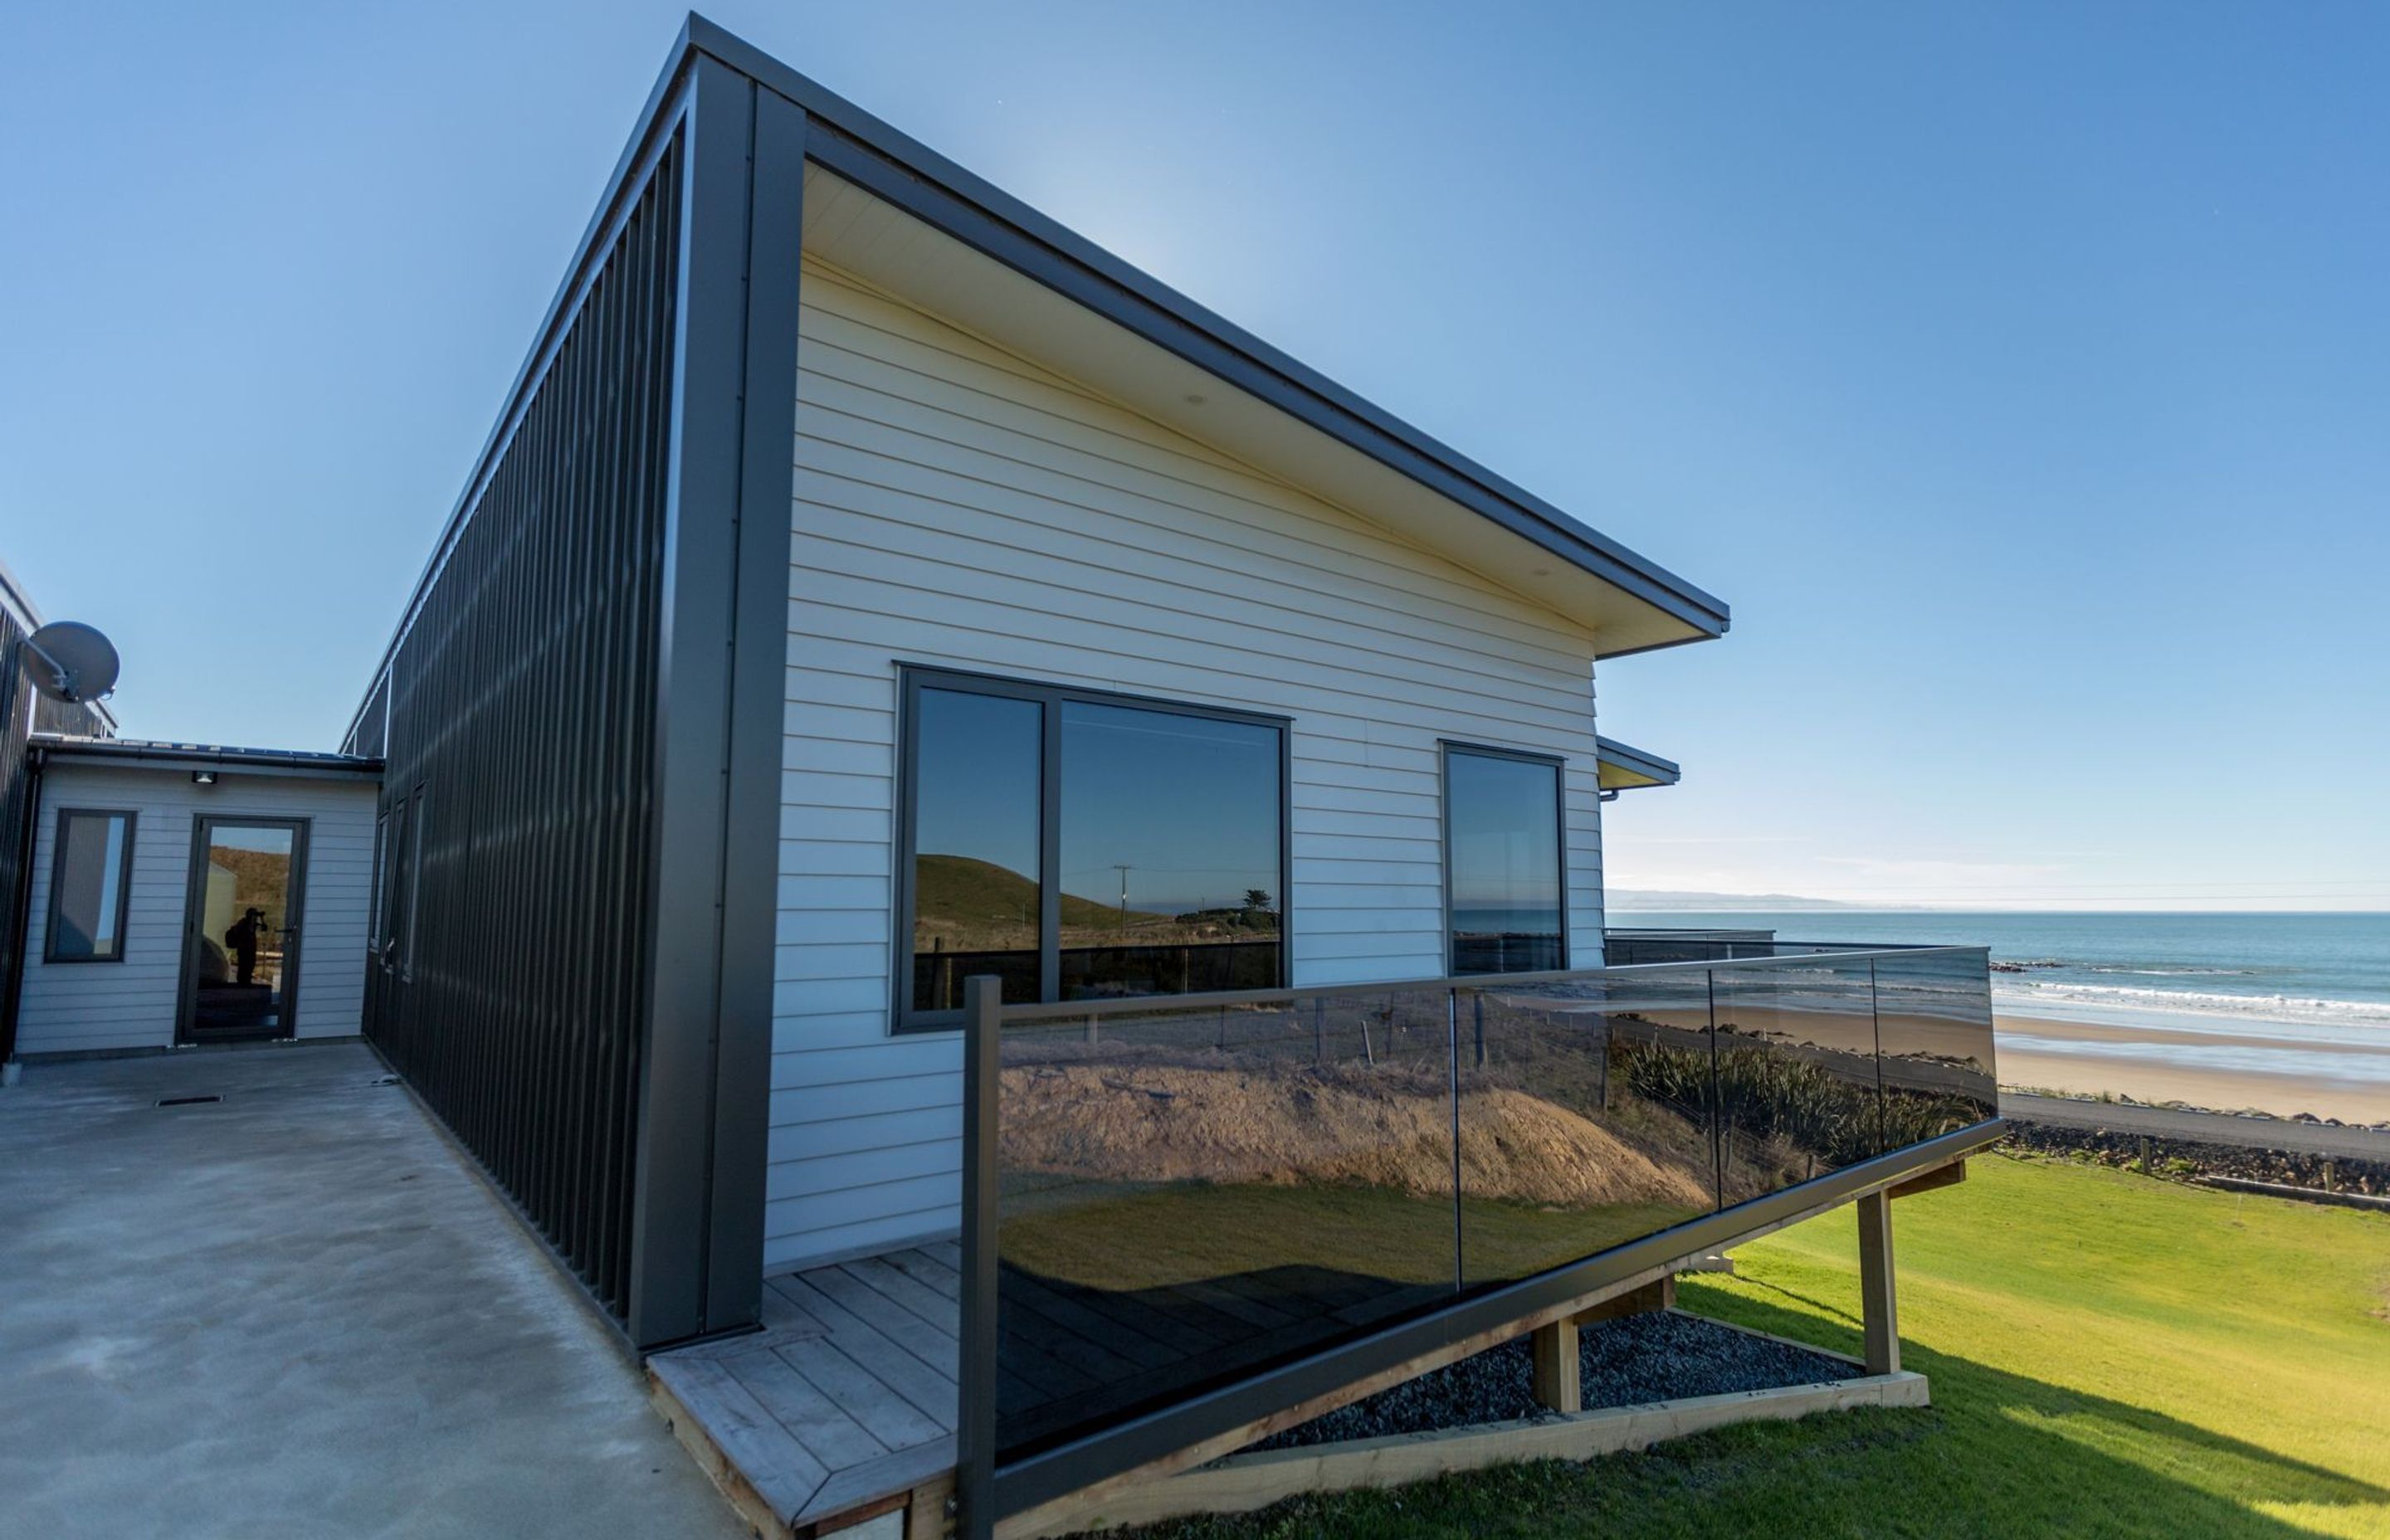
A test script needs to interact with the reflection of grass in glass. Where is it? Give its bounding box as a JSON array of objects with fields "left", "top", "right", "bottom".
[
  {"left": 1461, "top": 1195, "right": 1711, "bottom": 1287},
  {"left": 1000, "top": 1178, "right": 1702, "bottom": 1294}
]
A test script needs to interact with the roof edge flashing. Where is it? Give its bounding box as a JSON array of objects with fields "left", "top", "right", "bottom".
[
  {"left": 1596, "top": 735, "right": 1681, "bottom": 790},
  {"left": 344, "top": 12, "right": 1733, "bottom": 742},
  {"left": 690, "top": 14, "right": 1729, "bottom": 641}
]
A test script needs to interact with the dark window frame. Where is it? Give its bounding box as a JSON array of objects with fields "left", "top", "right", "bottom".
[
  {"left": 401, "top": 783, "right": 427, "bottom": 982},
  {"left": 43, "top": 807, "right": 139, "bottom": 964},
  {"left": 895, "top": 665, "right": 1292, "bottom": 1034},
  {"left": 368, "top": 808, "right": 388, "bottom": 953},
  {"left": 1439, "top": 739, "right": 1570, "bottom": 977},
  {"left": 172, "top": 813, "right": 314, "bottom": 1047},
  {"left": 375, "top": 794, "right": 409, "bottom": 974}
]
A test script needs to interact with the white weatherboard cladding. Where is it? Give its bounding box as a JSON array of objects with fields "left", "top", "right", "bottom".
[
  {"left": 15, "top": 764, "right": 378, "bottom": 1055},
  {"left": 769, "top": 262, "right": 1607, "bottom": 1268}
]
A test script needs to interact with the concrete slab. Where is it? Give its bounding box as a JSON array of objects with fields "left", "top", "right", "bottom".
[{"left": 0, "top": 1042, "right": 749, "bottom": 1540}]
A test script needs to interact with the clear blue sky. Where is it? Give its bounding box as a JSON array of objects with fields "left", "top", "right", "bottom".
[{"left": 6, "top": 2, "right": 2384, "bottom": 909}]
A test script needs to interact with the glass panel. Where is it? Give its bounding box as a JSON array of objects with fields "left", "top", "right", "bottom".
[
  {"left": 910, "top": 688, "right": 1043, "bottom": 1010},
  {"left": 1057, "top": 701, "right": 1281, "bottom": 1001},
  {"left": 50, "top": 811, "right": 132, "bottom": 960},
  {"left": 1456, "top": 970, "right": 1719, "bottom": 1291},
  {"left": 1446, "top": 750, "right": 1563, "bottom": 975},
  {"left": 994, "top": 986, "right": 1454, "bottom": 1463},
  {"left": 1710, "top": 957, "right": 1885, "bottom": 1204},
  {"left": 190, "top": 824, "right": 297, "bottom": 1038},
  {"left": 1872, "top": 949, "right": 2001, "bottom": 1145}
]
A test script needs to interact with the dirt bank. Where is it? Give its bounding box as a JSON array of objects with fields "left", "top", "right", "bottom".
[{"left": 1000, "top": 1056, "right": 1714, "bottom": 1211}]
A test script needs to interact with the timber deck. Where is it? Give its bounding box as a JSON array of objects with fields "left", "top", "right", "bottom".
[{"left": 650, "top": 1245, "right": 964, "bottom": 1536}]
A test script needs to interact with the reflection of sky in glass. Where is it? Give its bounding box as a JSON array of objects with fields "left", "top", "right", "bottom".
[
  {"left": 1447, "top": 752, "right": 1560, "bottom": 919},
  {"left": 1061, "top": 702, "right": 1277, "bottom": 914},
  {"left": 94, "top": 816, "right": 126, "bottom": 947},
  {"left": 914, "top": 689, "right": 1040, "bottom": 882}
]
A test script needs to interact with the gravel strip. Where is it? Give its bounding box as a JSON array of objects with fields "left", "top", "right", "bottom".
[{"left": 1243, "top": 1310, "right": 1858, "bottom": 1452}]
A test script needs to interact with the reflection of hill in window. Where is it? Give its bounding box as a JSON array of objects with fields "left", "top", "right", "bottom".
[
  {"left": 915, "top": 852, "right": 1277, "bottom": 950},
  {"left": 208, "top": 846, "right": 293, "bottom": 930}
]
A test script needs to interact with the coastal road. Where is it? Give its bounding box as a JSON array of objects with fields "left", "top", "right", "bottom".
[{"left": 2002, "top": 1092, "right": 2390, "bottom": 1161}]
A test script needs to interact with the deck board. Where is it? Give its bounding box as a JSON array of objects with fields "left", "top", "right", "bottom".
[
  {"left": 885, "top": 1246, "right": 962, "bottom": 1300},
  {"left": 781, "top": 1338, "right": 950, "bottom": 1450},
  {"left": 725, "top": 1350, "right": 890, "bottom": 1470},
  {"left": 656, "top": 1250, "right": 967, "bottom": 1530},
  {"left": 773, "top": 1272, "right": 963, "bottom": 1421},
  {"left": 652, "top": 1245, "right": 1526, "bottom": 1531}
]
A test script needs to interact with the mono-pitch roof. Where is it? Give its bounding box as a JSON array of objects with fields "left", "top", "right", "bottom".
[{"left": 349, "top": 13, "right": 1733, "bottom": 744}]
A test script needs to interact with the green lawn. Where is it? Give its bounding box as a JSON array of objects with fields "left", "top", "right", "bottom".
[
  {"left": 1005, "top": 1177, "right": 1702, "bottom": 1292},
  {"left": 1119, "top": 1153, "right": 2390, "bottom": 1539}
]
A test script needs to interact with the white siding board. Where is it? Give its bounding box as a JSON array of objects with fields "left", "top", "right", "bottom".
[
  {"left": 770, "top": 1071, "right": 961, "bottom": 1128},
  {"left": 16, "top": 764, "right": 378, "bottom": 1055},
  {"left": 791, "top": 452, "right": 1594, "bottom": 688},
  {"left": 769, "top": 1104, "right": 962, "bottom": 1164},
  {"left": 770, "top": 1140, "right": 961, "bottom": 1202},
  {"left": 796, "top": 309, "right": 1592, "bottom": 646},
  {"left": 766, "top": 1211, "right": 957, "bottom": 1274},
  {"left": 768, "top": 261, "right": 1608, "bottom": 1265}
]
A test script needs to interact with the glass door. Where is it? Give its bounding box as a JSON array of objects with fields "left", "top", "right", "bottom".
[{"left": 179, "top": 816, "right": 310, "bottom": 1043}]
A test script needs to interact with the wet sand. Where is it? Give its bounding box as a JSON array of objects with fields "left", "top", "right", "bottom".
[{"left": 1996, "top": 1012, "right": 2390, "bottom": 1126}]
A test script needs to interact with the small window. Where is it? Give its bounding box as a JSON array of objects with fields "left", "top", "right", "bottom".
[
  {"left": 1444, "top": 744, "right": 1565, "bottom": 975},
  {"left": 368, "top": 810, "right": 388, "bottom": 948},
  {"left": 377, "top": 795, "right": 412, "bottom": 972},
  {"left": 400, "top": 786, "right": 427, "bottom": 978},
  {"left": 899, "top": 670, "right": 1287, "bottom": 1029},
  {"left": 46, "top": 809, "right": 136, "bottom": 962}
]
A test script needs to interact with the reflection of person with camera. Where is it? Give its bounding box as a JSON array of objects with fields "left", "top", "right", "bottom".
[{"left": 226, "top": 906, "right": 266, "bottom": 987}]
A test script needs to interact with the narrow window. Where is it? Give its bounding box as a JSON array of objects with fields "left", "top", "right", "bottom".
[
  {"left": 46, "top": 809, "right": 136, "bottom": 962},
  {"left": 368, "top": 810, "right": 388, "bottom": 950},
  {"left": 378, "top": 796, "right": 411, "bottom": 972},
  {"left": 898, "top": 671, "right": 1287, "bottom": 1029},
  {"left": 401, "top": 786, "right": 427, "bottom": 978},
  {"left": 909, "top": 686, "right": 1044, "bottom": 1011},
  {"left": 1444, "top": 744, "right": 1565, "bottom": 975}
]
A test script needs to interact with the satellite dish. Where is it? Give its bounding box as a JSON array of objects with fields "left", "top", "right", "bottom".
[{"left": 24, "top": 621, "right": 120, "bottom": 704}]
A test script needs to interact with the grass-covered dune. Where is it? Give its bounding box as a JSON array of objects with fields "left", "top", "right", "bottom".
[{"left": 1119, "top": 1153, "right": 2390, "bottom": 1539}]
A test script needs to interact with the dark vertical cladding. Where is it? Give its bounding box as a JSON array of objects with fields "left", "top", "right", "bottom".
[
  {"left": 358, "top": 44, "right": 798, "bottom": 1349},
  {"left": 0, "top": 612, "right": 110, "bottom": 1062},
  {"left": 367, "top": 130, "right": 685, "bottom": 1333},
  {"left": 345, "top": 675, "right": 388, "bottom": 759}
]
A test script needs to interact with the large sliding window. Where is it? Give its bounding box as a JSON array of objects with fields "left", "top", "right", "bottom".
[
  {"left": 46, "top": 809, "right": 136, "bottom": 962},
  {"left": 900, "top": 670, "right": 1287, "bottom": 1030},
  {"left": 1444, "top": 743, "right": 1566, "bottom": 975}
]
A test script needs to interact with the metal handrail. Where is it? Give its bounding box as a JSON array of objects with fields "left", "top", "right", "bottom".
[{"left": 991, "top": 943, "right": 1989, "bottom": 1024}]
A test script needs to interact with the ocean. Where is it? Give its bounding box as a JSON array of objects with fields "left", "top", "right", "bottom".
[{"left": 1607, "top": 911, "right": 2390, "bottom": 1095}]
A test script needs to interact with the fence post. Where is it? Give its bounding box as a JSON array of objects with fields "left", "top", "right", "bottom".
[
  {"left": 958, "top": 976, "right": 1003, "bottom": 1540},
  {"left": 1857, "top": 1187, "right": 1900, "bottom": 1376}
]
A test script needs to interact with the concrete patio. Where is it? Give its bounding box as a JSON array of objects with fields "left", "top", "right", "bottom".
[{"left": 0, "top": 1041, "right": 746, "bottom": 1540}]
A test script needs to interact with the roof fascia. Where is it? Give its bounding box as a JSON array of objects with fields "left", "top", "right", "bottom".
[
  {"left": 1595, "top": 734, "right": 1681, "bottom": 787},
  {"left": 684, "top": 14, "right": 1730, "bottom": 649}
]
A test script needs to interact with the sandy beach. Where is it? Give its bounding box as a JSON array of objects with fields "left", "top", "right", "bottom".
[{"left": 1996, "top": 1011, "right": 2390, "bottom": 1126}]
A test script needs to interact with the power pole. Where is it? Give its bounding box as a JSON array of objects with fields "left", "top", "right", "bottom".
[{"left": 1113, "top": 864, "right": 1133, "bottom": 931}]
